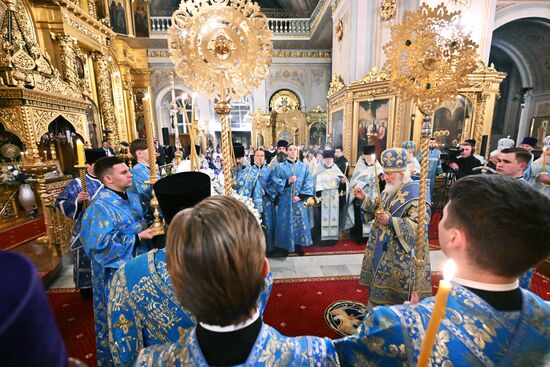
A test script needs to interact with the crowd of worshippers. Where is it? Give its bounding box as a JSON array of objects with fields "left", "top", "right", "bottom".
[{"left": 2, "top": 133, "right": 550, "bottom": 367}]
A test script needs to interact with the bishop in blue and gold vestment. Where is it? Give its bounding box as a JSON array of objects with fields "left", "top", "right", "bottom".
[
  {"left": 357, "top": 148, "right": 431, "bottom": 306},
  {"left": 55, "top": 148, "right": 105, "bottom": 290},
  {"left": 271, "top": 144, "right": 314, "bottom": 253},
  {"left": 80, "top": 157, "right": 149, "bottom": 366}
]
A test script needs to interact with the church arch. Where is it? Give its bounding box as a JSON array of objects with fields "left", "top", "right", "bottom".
[{"left": 494, "top": 3, "right": 550, "bottom": 30}]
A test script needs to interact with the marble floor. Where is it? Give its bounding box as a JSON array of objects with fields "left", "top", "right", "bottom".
[{"left": 48, "top": 250, "right": 448, "bottom": 289}]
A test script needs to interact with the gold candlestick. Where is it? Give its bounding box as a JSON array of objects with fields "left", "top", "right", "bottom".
[
  {"left": 372, "top": 154, "right": 384, "bottom": 214},
  {"left": 142, "top": 94, "right": 164, "bottom": 236},
  {"left": 75, "top": 139, "right": 88, "bottom": 210}
]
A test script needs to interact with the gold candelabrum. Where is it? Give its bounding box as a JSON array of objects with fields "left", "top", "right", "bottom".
[
  {"left": 19, "top": 145, "right": 58, "bottom": 247},
  {"left": 142, "top": 94, "right": 165, "bottom": 236},
  {"left": 168, "top": 0, "right": 273, "bottom": 196},
  {"left": 384, "top": 2, "right": 478, "bottom": 298}
]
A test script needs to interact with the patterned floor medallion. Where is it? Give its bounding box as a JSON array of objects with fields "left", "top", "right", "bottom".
[{"left": 324, "top": 300, "right": 368, "bottom": 336}]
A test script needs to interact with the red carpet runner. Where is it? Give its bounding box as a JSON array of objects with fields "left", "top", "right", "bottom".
[
  {"left": 0, "top": 216, "right": 46, "bottom": 250},
  {"left": 296, "top": 240, "right": 365, "bottom": 256},
  {"left": 48, "top": 272, "right": 550, "bottom": 365}
]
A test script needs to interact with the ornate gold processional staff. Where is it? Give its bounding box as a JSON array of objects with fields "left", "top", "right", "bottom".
[
  {"left": 384, "top": 3, "right": 477, "bottom": 296},
  {"left": 168, "top": 0, "right": 273, "bottom": 195}
]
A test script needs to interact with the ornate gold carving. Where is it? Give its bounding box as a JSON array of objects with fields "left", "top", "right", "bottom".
[
  {"left": 351, "top": 67, "right": 391, "bottom": 86},
  {"left": 380, "top": 0, "right": 397, "bottom": 21},
  {"left": 273, "top": 50, "right": 331, "bottom": 59},
  {"left": 355, "top": 88, "right": 394, "bottom": 97},
  {"left": 328, "top": 74, "right": 345, "bottom": 96},
  {"left": 384, "top": 3, "right": 478, "bottom": 115},
  {"left": 51, "top": 33, "right": 79, "bottom": 87},
  {"left": 343, "top": 95, "right": 353, "bottom": 161},
  {"left": 270, "top": 90, "right": 300, "bottom": 113},
  {"left": 332, "top": 0, "right": 343, "bottom": 13},
  {"left": 168, "top": 0, "right": 273, "bottom": 101},
  {"left": 335, "top": 19, "right": 344, "bottom": 41},
  {"left": 0, "top": 107, "right": 27, "bottom": 145},
  {"left": 62, "top": 12, "right": 108, "bottom": 47},
  {"left": 130, "top": 68, "right": 153, "bottom": 75},
  {"left": 92, "top": 52, "right": 119, "bottom": 143}
]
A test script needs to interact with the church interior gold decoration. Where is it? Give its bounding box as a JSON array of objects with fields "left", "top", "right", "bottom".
[
  {"left": 380, "top": 0, "right": 397, "bottom": 21},
  {"left": 384, "top": 2, "right": 478, "bottom": 296},
  {"left": 335, "top": 19, "right": 344, "bottom": 41},
  {"left": 270, "top": 89, "right": 300, "bottom": 113},
  {"left": 168, "top": 0, "right": 273, "bottom": 194},
  {"left": 328, "top": 74, "right": 345, "bottom": 96}
]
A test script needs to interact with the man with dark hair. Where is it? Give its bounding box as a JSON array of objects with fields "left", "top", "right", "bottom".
[
  {"left": 55, "top": 149, "right": 106, "bottom": 296},
  {"left": 268, "top": 139, "right": 288, "bottom": 169},
  {"left": 447, "top": 142, "right": 482, "bottom": 179},
  {"left": 336, "top": 175, "right": 550, "bottom": 366},
  {"left": 520, "top": 136, "right": 540, "bottom": 180},
  {"left": 497, "top": 147, "right": 531, "bottom": 180},
  {"left": 135, "top": 196, "right": 337, "bottom": 366},
  {"left": 108, "top": 173, "right": 274, "bottom": 366},
  {"left": 271, "top": 143, "right": 314, "bottom": 256},
  {"left": 80, "top": 156, "right": 154, "bottom": 366},
  {"left": 128, "top": 139, "right": 158, "bottom": 225},
  {"left": 334, "top": 146, "right": 349, "bottom": 176},
  {"left": 464, "top": 138, "right": 485, "bottom": 164},
  {"left": 101, "top": 139, "right": 115, "bottom": 157}
]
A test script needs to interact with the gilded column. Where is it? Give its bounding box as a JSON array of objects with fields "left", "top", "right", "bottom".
[
  {"left": 91, "top": 52, "right": 119, "bottom": 144},
  {"left": 122, "top": 79, "right": 137, "bottom": 141},
  {"left": 51, "top": 34, "right": 79, "bottom": 87}
]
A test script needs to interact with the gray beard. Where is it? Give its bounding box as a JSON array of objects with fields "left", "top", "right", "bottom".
[
  {"left": 277, "top": 152, "right": 287, "bottom": 162},
  {"left": 383, "top": 177, "right": 412, "bottom": 196}
]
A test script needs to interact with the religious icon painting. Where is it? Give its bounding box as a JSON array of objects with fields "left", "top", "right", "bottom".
[
  {"left": 309, "top": 122, "right": 327, "bottom": 147},
  {"left": 530, "top": 116, "right": 550, "bottom": 149},
  {"left": 109, "top": 0, "right": 128, "bottom": 34},
  {"left": 433, "top": 95, "right": 471, "bottom": 149},
  {"left": 324, "top": 300, "right": 367, "bottom": 336},
  {"left": 355, "top": 98, "right": 391, "bottom": 162},
  {"left": 331, "top": 109, "right": 344, "bottom": 149},
  {"left": 133, "top": 0, "right": 149, "bottom": 37}
]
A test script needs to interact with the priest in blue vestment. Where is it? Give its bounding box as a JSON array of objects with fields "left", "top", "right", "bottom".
[
  {"left": 312, "top": 149, "right": 347, "bottom": 246},
  {"left": 128, "top": 139, "right": 159, "bottom": 226},
  {"left": 135, "top": 195, "right": 338, "bottom": 366},
  {"left": 336, "top": 175, "right": 550, "bottom": 367},
  {"left": 529, "top": 135, "right": 550, "bottom": 198},
  {"left": 354, "top": 148, "right": 432, "bottom": 307},
  {"left": 235, "top": 148, "right": 276, "bottom": 251},
  {"left": 80, "top": 156, "right": 154, "bottom": 366},
  {"left": 55, "top": 148, "right": 105, "bottom": 293},
  {"left": 271, "top": 143, "right": 314, "bottom": 256}
]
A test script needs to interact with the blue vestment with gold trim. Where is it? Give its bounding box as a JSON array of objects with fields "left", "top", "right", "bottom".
[
  {"left": 135, "top": 323, "right": 339, "bottom": 366},
  {"left": 234, "top": 165, "right": 264, "bottom": 214},
  {"left": 80, "top": 188, "right": 146, "bottom": 366},
  {"left": 360, "top": 181, "right": 432, "bottom": 305},
  {"left": 271, "top": 160, "right": 314, "bottom": 251},
  {"left": 107, "top": 248, "right": 273, "bottom": 366},
  {"left": 335, "top": 284, "right": 550, "bottom": 366},
  {"left": 128, "top": 163, "right": 160, "bottom": 225},
  {"left": 55, "top": 173, "right": 102, "bottom": 289},
  {"left": 258, "top": 164, "right": 276, "bottom": 251}
]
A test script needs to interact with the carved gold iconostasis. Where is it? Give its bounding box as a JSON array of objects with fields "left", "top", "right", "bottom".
[
  {"left": 327, "top": 62, "right": 506, "bottom": 168},
  {"left": 252, "top": 89, "right": 328, "bottom": 148}
]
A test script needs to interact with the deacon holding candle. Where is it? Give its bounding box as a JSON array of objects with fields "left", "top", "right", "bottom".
[
  {"left": 353, "top": 147, "right": 432, "bottom": 307},
  {"left": 55, "top": 147, "right": 106, "bottom": 295},
  {"left": 336, "top": 175, "right": 550, "bottom": 366}
]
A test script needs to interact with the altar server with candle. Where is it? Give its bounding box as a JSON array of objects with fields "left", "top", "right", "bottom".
[
  {"left": 55, "top": 148, "right": 105, "bottom": 295},
  {"left": 336, "top": 175, "right": 550, "bottom": 366}
]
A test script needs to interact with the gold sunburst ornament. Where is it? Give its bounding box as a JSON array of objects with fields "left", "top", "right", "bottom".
[
  {"left": 383, "top": 2, "right": 478, "bottom": 301},
  {"left": 168, "top": 0, "right": 273, "bottom": 194}
]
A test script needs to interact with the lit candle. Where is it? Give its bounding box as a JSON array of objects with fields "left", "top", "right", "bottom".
[
  {"left": 43, "top": 150, "right": 48, "bottom": 160},
  {"left": 76, "top": 139, "right": 86, "bottom": 166},
  {"left": 416, "top": 259, "right": 456, "bottom": 367},
  {"left": 542, "top": 147, "right": 547, "bottom": 174}
]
